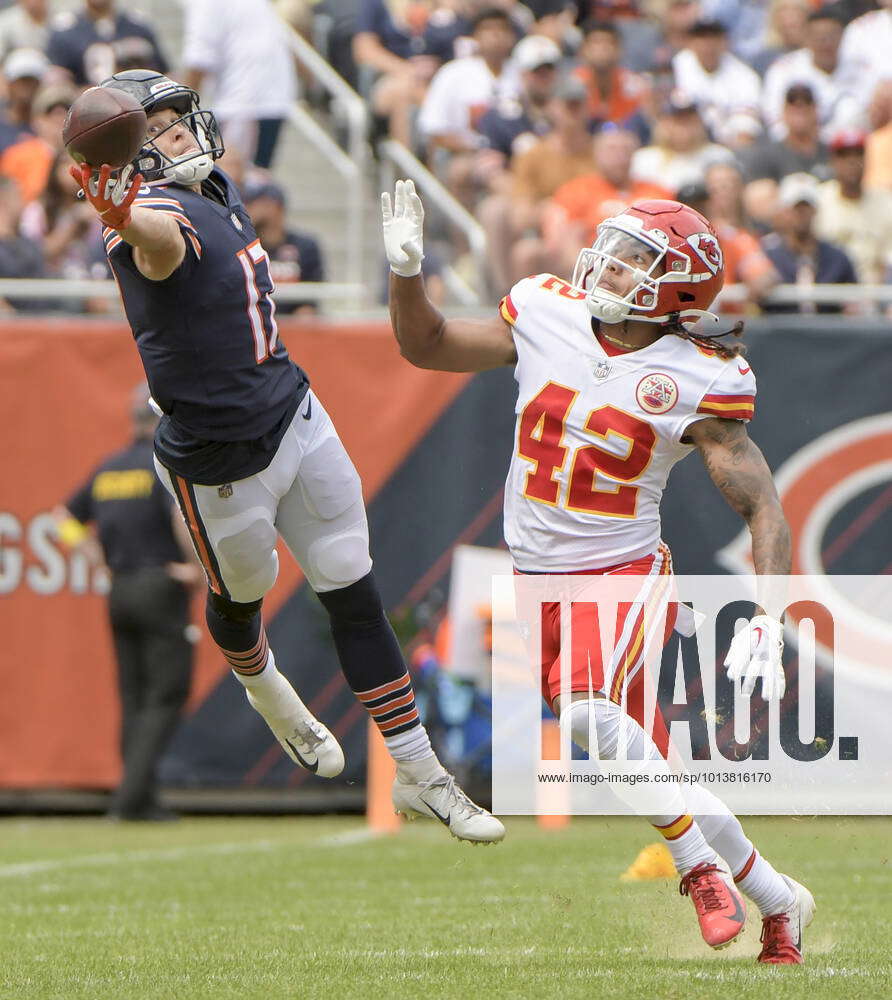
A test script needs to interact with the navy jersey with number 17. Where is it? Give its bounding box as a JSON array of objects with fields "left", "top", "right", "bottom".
[{"left": 104, "top": 169, "right": 309, "bottom": 485}]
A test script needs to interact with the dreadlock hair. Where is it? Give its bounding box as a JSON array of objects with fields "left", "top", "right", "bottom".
[{"left": 664, "top": 318, "right": 746, "bottom": 360}]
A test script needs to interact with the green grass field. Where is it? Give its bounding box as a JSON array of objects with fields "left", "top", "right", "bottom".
[{"left": 2, "top": 815, "right": 890, "bottom": 999}]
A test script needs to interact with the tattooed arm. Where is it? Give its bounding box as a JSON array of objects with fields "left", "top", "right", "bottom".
[{"left": 686, "top": 417, "right": 791, "bottom": 577}]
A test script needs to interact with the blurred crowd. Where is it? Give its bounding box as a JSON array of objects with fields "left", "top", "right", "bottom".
[
  {"left": 3, "top": 0, "right": 892, "bottom": 313},
  {"left": 0, "top": 0, "right": 324, "bottom": 313},
  {"left": 337, "top": 0, "right": 892, "bottom": 308}
]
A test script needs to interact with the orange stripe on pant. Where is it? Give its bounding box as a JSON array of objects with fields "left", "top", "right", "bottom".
[{"left": 174, "top": 475, "right": 224, "bottom": 596}]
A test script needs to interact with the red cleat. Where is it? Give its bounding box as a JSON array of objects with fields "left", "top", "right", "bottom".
[
  {"left": 757, "top": 875, "right": 814, "bottom": 964},
  {"left": 757, "top": 913, "right": 803, "bottom": 964},
  {"left": 679, "top": 862, "right": 747, "bottom": 949}
]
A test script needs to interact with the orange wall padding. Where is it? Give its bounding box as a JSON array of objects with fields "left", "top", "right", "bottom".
[{"left": 0, "top": 319, "right": 468, "bottom": 788}]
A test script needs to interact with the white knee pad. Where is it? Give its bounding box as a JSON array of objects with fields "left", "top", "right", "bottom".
[
  {"left": 307, "top": 528, "right": 372, "bottom": 593},
  {"left": 217, "top": 517, "right": 279, "bottom": 602}
]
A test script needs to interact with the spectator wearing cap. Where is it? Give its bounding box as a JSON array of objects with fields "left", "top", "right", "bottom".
[
  {"left": 0, "top": 1, "right": 50, "bottom": 63},
  {"left": 740, "top": 82, "right": 832, "bottom": 232},
  {"left": 476, "top": 34, "right": 562, "bottom": 162},
  {"left": 0, "top": 47, "right": 53, "bottom": 203},
  {"left": 760, "top": 171, "right": 857, "bottom": 313},
  {"left": 761, "top": 8, "right": 860, "bottom": 144},
  {"left": 838, "top": 0, "right": 892, "bottom": 120},
  {"left": 864, "top": 81, "right": 892, "bottom": 193},
  {"left": 631, "top": 90, "right": 734, "bottom": 195},
  {"left": 749, "top": 0, "right": 810, "bottom": 76},
  {"left": 521, "top": 126, "right": 672, "bottom": 279},
  {"left": 742, "top": 84, "right": 831, "bottom": 184},
  {"left": 417, "top": 8, "right": 521, "bottom": 206},
  {"left": 1, "top": 46, "right": 47, "bottom": 128},
  {"left": 571, "top": 20, "right": 649, "bottom": 136},
  {"left": 353, "top": 0, "right": 467, "bottom": 149},
  {"left": 45, "top": 0, "right": 167, "bottom": 87},
  {"left": 671, "top": 19, "right": 762, "bottom": 148},
  {"left": 243, "top": 181, "right": 325, "bottom": 316},
  {"left": 480, "top": 72, "right": 596, "bottom": 292},
  {"left": 815, "top": 129, "right": 892, "bottom": 285}
]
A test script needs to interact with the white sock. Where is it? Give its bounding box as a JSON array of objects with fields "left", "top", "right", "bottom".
[
  {"left": 388, "top": 718, "right": 436, "bottom": 771},
  {"left": 232, "top": 650, "right": 308, "bottom": 723},
  {"left": 685, "top": 782, "right": 793, "bottom": 914},
  {"left": 732, "top": 850, "right": 794, "bottom": 916},
  {"left": 562, "top": 699, "right": 716, "bottom": 874}
]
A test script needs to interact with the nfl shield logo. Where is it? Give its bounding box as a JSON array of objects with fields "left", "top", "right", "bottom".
[
  {"left": 218, "top": 483, "right": 233, "bottom": 499},
  {"left": 593, "top": 360, "right": 612, "bottom": 381}
]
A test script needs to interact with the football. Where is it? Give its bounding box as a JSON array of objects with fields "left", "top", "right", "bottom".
[{"left": 62, "top": 87, "right": 147, "bottom": 168}]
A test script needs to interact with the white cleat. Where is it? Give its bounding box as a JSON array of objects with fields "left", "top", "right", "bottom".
[
  {"left": 782, "top": 874, "right": 816, "bottom": 940},
  {"left": 246, "top": 690, "right": 345, "bottom": 778},
  {"left": 392, "top": 770, "right": 506, "bottom": 844}
]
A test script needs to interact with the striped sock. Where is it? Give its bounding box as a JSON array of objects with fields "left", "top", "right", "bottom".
[
  {"left": 222, "top": 628, "right": 270, "bottom": 677},
  {"left": 733, "top": 850, "right": 794, "bottom": 916},
  {"left": 653, "top": 814, "right": 717, "bottom": 874},
  {"left": 355, "top": 670, "right": 432, "bottom": 761}
]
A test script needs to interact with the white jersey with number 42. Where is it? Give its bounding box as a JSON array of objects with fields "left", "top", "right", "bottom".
[{"left": 499, "top": 274, "right": 757, "bottom": 572}]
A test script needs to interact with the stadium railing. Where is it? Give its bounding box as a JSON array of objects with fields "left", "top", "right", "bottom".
[
  {"left": 284, "top": 24, "right": 369, "bottom": 298},
  {"left": 3, "top": 280, "right": 892, "bottom": 314}
]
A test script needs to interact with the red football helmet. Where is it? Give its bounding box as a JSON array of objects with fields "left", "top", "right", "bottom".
[{"left": 571, "top": 200, "right": 726, "bottom": 325}]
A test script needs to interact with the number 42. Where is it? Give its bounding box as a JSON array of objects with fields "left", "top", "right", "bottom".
[{"left": 518, "top": 382, "right": 657, "bottom": 519}]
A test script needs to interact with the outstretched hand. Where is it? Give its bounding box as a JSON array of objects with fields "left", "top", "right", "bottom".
[
  {"left": 724, "top": 614, "right": 785, "bottom": 701},
  {"left": 381, "top": 178, "right": 425, "bottom": 277},
  {"left": 69, "top": 162, "right": 143, "bottom": 231}
]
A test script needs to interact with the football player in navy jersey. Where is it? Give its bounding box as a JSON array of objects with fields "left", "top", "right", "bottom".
[{"left": 70, "top": 69, "right": 503, "bottom": 844}]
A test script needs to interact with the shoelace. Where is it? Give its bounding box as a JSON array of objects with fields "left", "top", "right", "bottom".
[
  {"left": 293, "top": 718, "right": 328, "bottom": 751},
  {"left": 679, "top": 863, "right": 725, "bottom": 913},
  {"left": 759, "top": 912, "right": 792, "bottom": 956},
  {"left": 420, "top": 773, "right": 485, "bottom": 817}
]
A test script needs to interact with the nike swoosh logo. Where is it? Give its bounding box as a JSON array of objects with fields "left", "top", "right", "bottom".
[
  {"left": 421, "top": 797, "right": 451, "bottom": 827},
  {"left": 738, "top": 364, "right": 751, "bottom": 375},
  {"left": 302, "top": 396, "right": 312, "bottom": 420},
  {"left": 727, "top": 890, "right": 746, "bottom": 927},
  {"left": 285, "top": 738, "right": 318, "bottom": 773}
]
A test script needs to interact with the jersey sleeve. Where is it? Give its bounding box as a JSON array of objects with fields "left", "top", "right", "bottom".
[
  {"left": 498, "top": 273, "right": 548, "bottom": 329},
  {"left": 695, "top": 359, "right": 757, "bottom": 422},
  {"left": 103, "top": 186, "right": 203, "bottom": 262}
]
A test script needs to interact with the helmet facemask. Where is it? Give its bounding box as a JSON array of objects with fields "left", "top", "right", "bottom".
[
  {"left": 572, "top": 224, "right": 668, "bottom": 324},
  {"left": 136, "top": 106, "right": 224, "bottom": 186}
]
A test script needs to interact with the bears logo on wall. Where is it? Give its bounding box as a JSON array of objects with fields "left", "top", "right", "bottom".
[{"left": 719, "top": 414, "right": 892, "bottom": 686}]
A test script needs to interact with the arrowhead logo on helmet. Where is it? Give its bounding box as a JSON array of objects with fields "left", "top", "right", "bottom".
[{"left": 688, "top": 232, "right": 724, "bottom": 275}]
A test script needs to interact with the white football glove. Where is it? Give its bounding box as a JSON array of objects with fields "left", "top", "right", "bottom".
[
  {"left": 724, "top": 614, "right": 785, "bottom": 701},
  {"left": 381, "top": 178, "right": 424, "bottom": 277}
]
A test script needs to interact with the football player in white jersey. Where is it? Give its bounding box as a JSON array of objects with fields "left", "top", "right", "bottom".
[{"left": 382, "top": 180, "right": 815, "bottom": 962}]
